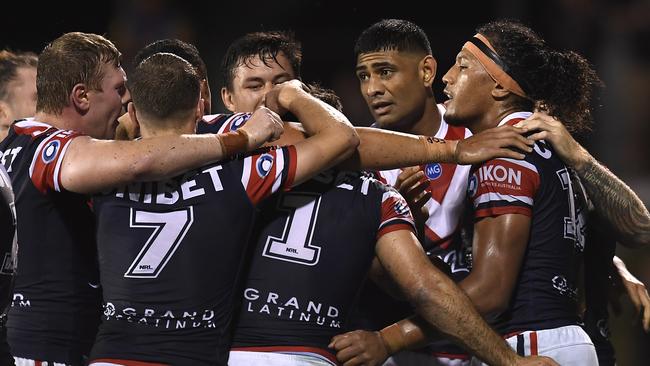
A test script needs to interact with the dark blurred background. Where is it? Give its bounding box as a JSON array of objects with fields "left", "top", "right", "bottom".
[{"left": 2, "top": 0, "right": 649, "bottom": 364}]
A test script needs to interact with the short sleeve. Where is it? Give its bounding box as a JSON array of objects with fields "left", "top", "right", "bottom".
[
  {"left": 468, "top": 158, "right": 540, "bottom": 219},
  {"left": 29, "top": 129, "right": 81, "bottom": 194},
  {"left": 197, "top": 112, "right": 252, "bottom": 134},
  {"left": 240, "top": 145, "right": 297, "bottom": 205},
  {"left": 377, "top": 188, "right": 416, "bottom": 240}
]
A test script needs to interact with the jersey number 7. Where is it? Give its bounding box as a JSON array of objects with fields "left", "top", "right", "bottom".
[{"left": 124, "top": 207, "right": 194, "bottom": 278}]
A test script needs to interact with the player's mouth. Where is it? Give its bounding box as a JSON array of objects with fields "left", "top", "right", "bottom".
[
  {"left": 443, "top": 89, "right": 453, "bottom": 107},
  {"left": 371, "top": 101, "right": 393, "bottom": 116}
]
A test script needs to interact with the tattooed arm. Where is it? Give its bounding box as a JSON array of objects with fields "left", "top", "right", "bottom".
[{"left": 516, "top": 112, "right": 650, "bottom": 248}]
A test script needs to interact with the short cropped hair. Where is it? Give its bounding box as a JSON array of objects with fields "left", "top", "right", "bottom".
[{"left": 128, "top": 53, "right": 200, "bottom": 121}]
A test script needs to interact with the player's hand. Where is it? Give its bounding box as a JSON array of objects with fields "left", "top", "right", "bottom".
[
  {"left": 115, "top": 104, "right": 139, "bottom": 140},
  {"left": 329, "top": 330, "right": 389, "bottom": 366},
  {"left": 238, "top": 106, "right": 284, "bottom": 149},
  {"left": 263, "top": 79, "right": 309, "bottom": 116},
  {"left": 612, "top": 256, "right": 650, "bottom": 332},
  {"left": 455, "top": 125, "right": 534, "bottom": 164},
  {"left": 514, "top": 355, "right": 559, "bottom": 366},
  {"left": 394, "top": 166, "right": 431, "bottom": 236},
  {"left": 514, "top": 112, "right": 590, "bottom": 170}
]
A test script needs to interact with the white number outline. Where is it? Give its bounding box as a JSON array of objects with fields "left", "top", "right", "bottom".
[
  {"left": 124, "top": 207, "right": 194, "bottom": 278},
  {"left": 262, "top": 192, "right": 322, "bottom": 266}
]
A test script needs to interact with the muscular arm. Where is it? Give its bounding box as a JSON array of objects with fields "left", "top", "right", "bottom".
[
  {"left": 334, "top": 229, "right": 523, "bottom": 366},
  {"left": 516, "top": 112, "right": 650, "bottom": 247},
  {"left": 272, "top": 123, "right": 534, "bottom": 169},
  {"left": 351, "top": 125, "right": 532, "bottom": 169},
  {"left": 459, "top": 214, "right": 530, "bottom": 315},
  {"left": 60, "top": 107, "right": 283, "bottom": 194},
  {"left": 61, "top": 134, "right": 228, "bottom": 194},
  {"left": 347, "top": 214, "right": 531, "bottom": 358},
  {"left": 574, "top": 156, "right": 650, "bottom": 248},
  {"left": 267, "top": 81, "right": 359, "bottom": 186}
]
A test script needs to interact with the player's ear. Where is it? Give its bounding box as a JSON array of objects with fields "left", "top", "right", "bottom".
[
  {"left": 71, "top": 83, "right": 90, "bottom": 112},
  {"left": 0, "top": 100, "right": 9, "bottom": 121},
  {"left": 221, "top": 87, "right": 237, "bottom": 113},
  {"left": 127, "top": 102, "right": 139, "bottom": 128},
  {"left": 196, "top": 98, "right": 205, "bottom": 121},
  {"left": 491, "top": 83, "right": 510, "bottom": 99},
  {"left": 421, "top": 55, "right": 437, "bottom": 88}
]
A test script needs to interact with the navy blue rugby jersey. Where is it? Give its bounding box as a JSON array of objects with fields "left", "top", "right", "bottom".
[
  {"left": 0, "top": 119, "right": 100, "bottom": 364},
  {"left": 231, "top": 170, "right": 415, "bottom": 361},
  {"left": 582, "top": 215, "right": 617, "bottom": 366},
  {"left": 467, "top": 112, "right": 586, "bottom": 334},
  {"left": 197, "top": 113, "right": 249, "bottom": 135},
  {"left": 90, "top": 136, "right": 296, "bottom": 366},
  {"left": 0, "top": 164, "right": 17, "bottom": 366},
  {"left": 0, "top": 164, "right": 16, "bottom": 316}
]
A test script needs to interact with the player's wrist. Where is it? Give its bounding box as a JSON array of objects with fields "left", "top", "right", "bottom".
[
  {"left": 565, "top": 143, "right": 591, "bottom": 172},
  {"left": 218, "top": 129, "right": 251, "bottom": 156},
  {"left": 418, "top": 135, "right": 454, "bottom": 164},
  {"left": 278, "top": 84, "right": 307, "bottom": 112},
  {"left": 379, "top": 323, "right": 407, "bottom": 355}
]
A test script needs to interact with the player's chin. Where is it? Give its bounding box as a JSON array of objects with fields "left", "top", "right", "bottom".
[
  {"left": 444, "top": 113, "right": 464, "bottom": 127},
  {"left": 373, "top": 113, "right": 400, "bottom": 129}
]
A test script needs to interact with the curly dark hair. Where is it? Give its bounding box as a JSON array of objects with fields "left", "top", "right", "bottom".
[{"left": 477, "top": 20, "right": 603, "bottom": 133}]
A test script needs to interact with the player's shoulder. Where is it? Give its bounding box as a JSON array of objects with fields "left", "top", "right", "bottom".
[
  {"left": 2, "top": 119, "right": 80, "bottom": 160},
  {"left": 198, "top": 113, "right": 251, "bottom": 134},
  {"left": 359, "top": 173, "right": 409, "bottom": 204},
  {"left": 12, "top": 119, "right": 54, "bottom": 137}
]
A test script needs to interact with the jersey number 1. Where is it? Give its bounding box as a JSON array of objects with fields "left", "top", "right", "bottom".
[
  {"left": 124, "top": 207, "right": 194, "bottom": 278},
  {"left": 262, "top": 192, "right": 322, "bottom": 266}
]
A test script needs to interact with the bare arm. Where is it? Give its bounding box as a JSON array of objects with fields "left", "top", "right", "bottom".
[
  {"left": 459, "top": 214, "right": 530, "bottom": 315},
  {"left": 272, "top": 123, "right": 534, "bottom": 170},
  {"left": 265, "top": 81, "right": 359, "bottom": 186},
  {"left": 350, "top": 125, "right": 533, "bottom": 170},
  {"left": 60, "top": 107, "right": 284, "bottom": 194},
  {"left": 333, "top": 213, "right": 531, "bottom": 364},
  {"left": 516, "top": 112, "right": 650, "bottom": 247},
  {"left": 332, "top": 229, "right": 534, "bottom": 366}
]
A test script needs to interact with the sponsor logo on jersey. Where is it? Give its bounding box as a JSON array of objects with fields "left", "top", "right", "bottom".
[
  {"left": 104, "top": 302, "right": 116, "bottom": 316},
  {"left": 476, "top": 164, "right": 522, "bottom": 187},
  {"left": 424, "top": 163, "right": 442, "bottom": 180},
  {"left": 230, "top": 114, "right": 248, "bottom": 130},
  {"left": 244, "top": 287, "right": 342, "bottom": 329},
  {"left": 551, "top": 275, "right": 577, "bottom": 300},
  {"left": 468, "top": 173, "right": 479, "bottom": 198},
  {"left": 393, "top": 200, "right": 410, "bottom": 216},
  {"left": 102, "top": 302, "right": 217, "bottom": 329},
  {"left": 41, "top": 140, "right": 60, "bottom": 164},
  {"left": 256, "top": 154, "right": 274, "bottom": 178},
  {"left": 11, "top": 293, "right": 31, "bottom": 308}
]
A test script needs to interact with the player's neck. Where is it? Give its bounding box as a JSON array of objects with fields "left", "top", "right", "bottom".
[
  {"left": 470, "top": 105, "right": 524, "bottom": 134},
  {"left": 407, "top": 99, "right": 441, "bottom": 137},
  {"left": 139, "top": 119, "right": 196, "bottom": 139},
  {"left": 34, "top": 110, "right": 80, "bottom": 131}
]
